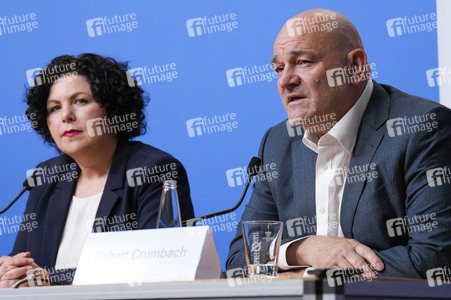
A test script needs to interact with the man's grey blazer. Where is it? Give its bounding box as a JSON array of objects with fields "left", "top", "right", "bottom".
[{"left": 226, "top": 81, "right": 451, "bottom": 278}]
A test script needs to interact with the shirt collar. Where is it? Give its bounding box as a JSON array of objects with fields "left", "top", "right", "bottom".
[{"left": 303, "top": 80, "right": 374, "bottom": 154}]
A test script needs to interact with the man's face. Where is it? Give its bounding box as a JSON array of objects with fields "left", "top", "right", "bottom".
[{"left": 272, "top": 27, "right": 349, "bottom": 132}]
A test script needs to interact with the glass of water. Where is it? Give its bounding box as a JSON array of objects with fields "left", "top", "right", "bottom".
[{"left": 241, "top": 220, "right": 283, "bottom": 278}]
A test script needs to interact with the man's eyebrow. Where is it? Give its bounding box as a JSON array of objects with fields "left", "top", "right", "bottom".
[
  {"left": 271, "top": 50, "right": 316, "bottom": 64},
  {"left": 289, "top": 50, "right": 315, "bottom": 57}
]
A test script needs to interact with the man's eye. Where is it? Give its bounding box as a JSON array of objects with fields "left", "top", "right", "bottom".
[
  {"left": 298, "top": 60, "right": 311, "bottom": 65},
  {"left": 275, "top": 66, "right": 284, "bottom": 73}
]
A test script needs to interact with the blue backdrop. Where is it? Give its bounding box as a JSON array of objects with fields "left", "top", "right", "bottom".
[{"left": 0, "top": 0, "right": 440, "bottom": 271}]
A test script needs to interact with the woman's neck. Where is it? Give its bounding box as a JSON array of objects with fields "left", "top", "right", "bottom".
[{"left": 72, "top": 138, "right": 119, "bottom": 197}]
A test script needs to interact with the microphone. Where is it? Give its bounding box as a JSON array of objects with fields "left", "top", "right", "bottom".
[
  {"left": 0, "top": 177, "right": 35, "bottom": 215},
  {"left": 183, "top": 156, "right": 262, "bottom": 227}
]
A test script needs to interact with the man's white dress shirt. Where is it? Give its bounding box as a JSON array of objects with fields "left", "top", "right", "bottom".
[{"left": 278, "top": 80, "right": 374, "bottom": 270}]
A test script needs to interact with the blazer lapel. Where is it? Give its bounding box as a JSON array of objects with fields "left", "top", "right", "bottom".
[
  {"left": 340, "top": 81, "right": 390, "bottom": 238},
  {"left": 340, "top": 123, "right": 383, "bottom": 237},
  {"left": 292, "top": 132, "right": 317, "bottom": 223},
  {"left": 42, "top": 173, "right": 77, "bottom": 267},
  {"left": 41, "top": 142, "right": 133, "bottom": 266},
  {"left": 93, "top": 142, "right": 131, "bottom": 226},
  {"left": 94, "top": 189, "right": 120, "bottom": 225}
]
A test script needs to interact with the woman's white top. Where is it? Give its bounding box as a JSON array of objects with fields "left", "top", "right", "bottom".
[{"left": 54, "top": 192, "right": 103, "bottom": 270}]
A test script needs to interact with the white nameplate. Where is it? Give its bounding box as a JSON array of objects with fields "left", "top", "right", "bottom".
[{"left": 73, "top": 226, "right": 221, "bottom": 285}]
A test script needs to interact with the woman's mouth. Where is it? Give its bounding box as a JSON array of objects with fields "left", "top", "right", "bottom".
[{"left": 63, "top": 129, "right": 81, "bottom": 137}]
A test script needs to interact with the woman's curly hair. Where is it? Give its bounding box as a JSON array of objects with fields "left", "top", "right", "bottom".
[{"left": 26, "top": 53, "right": 148, "bottom": 147}]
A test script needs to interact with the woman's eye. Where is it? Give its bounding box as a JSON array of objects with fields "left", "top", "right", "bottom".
[
  {"left": 49, "top": 106, "right": 60, "bottom": 113},
  {"left": 74, "top": 99, "right": 88, "bottom": 104}
]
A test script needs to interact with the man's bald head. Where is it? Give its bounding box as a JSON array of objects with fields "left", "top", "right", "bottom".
[
  {"left": 277, "top": 9, "right": 364, "bottom": 54},
  {"left": 273, "top": 9, "right": 370, "bottom": 136}
]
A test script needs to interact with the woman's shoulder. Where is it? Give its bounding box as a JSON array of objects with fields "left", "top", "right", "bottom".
[
  {"left": 33, "top": 153, "right": 76, "bottom": 172},
  {"left": 122, "top": 141, "right": 184, "bottom": 169}
]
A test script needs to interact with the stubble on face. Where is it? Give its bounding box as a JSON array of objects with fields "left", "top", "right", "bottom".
[{"left": 273, "top": 9, "right": 366, "bottom": 135}]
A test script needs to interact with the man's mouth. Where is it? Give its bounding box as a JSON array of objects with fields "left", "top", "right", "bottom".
[
  {"left": 63, "top": 129, "right": 81, "bottom": 137},
  {"left": 287, "top": 95, "right": 306, "bottom": 104}
]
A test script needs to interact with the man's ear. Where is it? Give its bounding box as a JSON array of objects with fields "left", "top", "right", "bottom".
[{"left": 347, "top": 48, "right": 369, "bottom": 86}]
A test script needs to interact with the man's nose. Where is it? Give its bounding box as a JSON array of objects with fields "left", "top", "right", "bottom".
[{"left": 278, "top": 66, "right": 301, "bottom": 88}]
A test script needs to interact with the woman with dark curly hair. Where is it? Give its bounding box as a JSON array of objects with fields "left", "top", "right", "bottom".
[{"left": 0, "top": 53, "right": 195, "bottom": 288}]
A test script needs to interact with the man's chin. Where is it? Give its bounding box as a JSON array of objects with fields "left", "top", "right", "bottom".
[
  {"left": 287, "top": 114, "right": 308, "bottom": 127},
  {"left": 288, "top": 118, "right": 303, "bottom": 127}
]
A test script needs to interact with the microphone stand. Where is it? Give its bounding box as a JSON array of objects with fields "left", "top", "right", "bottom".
[
  {"left": 0, "top": 179, "right": 33, "bottom": 215},
  {"left": 183, "top": 157, "right": 261, "bottom": 226}
]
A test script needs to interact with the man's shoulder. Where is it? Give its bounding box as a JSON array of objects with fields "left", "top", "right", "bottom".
[
  {"left": 256, "top": 119, "right": 304, "bottom": 159},
  {"left": 378, "top": 82, "right": 449, "bottom": 114},
  {"left": 265, "top": 119, "right": 303, "bottom": 140}
]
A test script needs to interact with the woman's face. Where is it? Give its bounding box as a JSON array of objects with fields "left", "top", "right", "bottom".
[{"left": 46, "top": 74, "right": 117, "bottom": 157}]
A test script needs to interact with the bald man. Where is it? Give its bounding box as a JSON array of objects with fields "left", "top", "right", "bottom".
[{"left": 227, "top": 9, "right": 451, "bottom": 279}]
